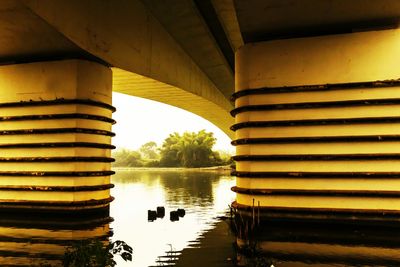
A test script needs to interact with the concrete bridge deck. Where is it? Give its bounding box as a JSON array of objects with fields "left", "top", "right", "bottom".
[{"left": 0, "top": 0, "right": 400, "bottom": 220}]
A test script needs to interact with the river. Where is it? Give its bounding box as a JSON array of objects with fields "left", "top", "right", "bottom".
[
  {"left": 111, "top": 170, "right": 400, "bottom": 267},
  {"left": 110, "top": 169, "right": 236, "bottom": 267},
  {"left": 2, "top": 170, "right": 400, "bottom": 266}
]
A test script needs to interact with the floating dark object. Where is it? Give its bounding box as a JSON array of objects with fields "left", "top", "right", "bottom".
[
  {"left": 157, "top": 206, "right": 165, "bottom": 218},
  {"left": 177, "top": 208, "right": 185, "bottom": 217},
  {"left": 148, "top": 210, "right": 157, "bottom": 222},
  {"left": 170, "top": 211, "right": 179, "bottom": 221}
]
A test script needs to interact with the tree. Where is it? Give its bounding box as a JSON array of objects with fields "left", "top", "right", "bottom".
[
  {"left": 112, "top": 131, "right": 232, "bottom": 168},
  {"left": 179, "top": 130, "right": 216, "bottom": 167},
  {"left": 139, "top": 141, "right": 159, "bottom": 160},
  {"left": 159, "top": 132, "right": 181, "bottom": 167},
  {"left": 216, "top": 150, "right": 234, "bottom": 165},
  {"left": 159, "top": 130, "right": 221, "bottom": 167},
  {"left": 112, "top": 149, "right": 144, "bottom": 167}
]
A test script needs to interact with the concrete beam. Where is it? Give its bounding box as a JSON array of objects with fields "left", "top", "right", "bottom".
[
  {"left": 141, "top": 0, "right": 235, "bottom": 99},
  {"left": 211, "top": 0, "right": 244, "bottom": 52},
  {"left": 24, "top": 0, "right": 234, "bottom": 136}
]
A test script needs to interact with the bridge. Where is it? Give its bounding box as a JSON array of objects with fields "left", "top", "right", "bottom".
[{"left": 1, "top": 0, "right": 400, "bottom": 221}]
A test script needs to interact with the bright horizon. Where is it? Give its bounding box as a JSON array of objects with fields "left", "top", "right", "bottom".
[{"left": 111, "top": 92, "right": 234, "bottom": 152}]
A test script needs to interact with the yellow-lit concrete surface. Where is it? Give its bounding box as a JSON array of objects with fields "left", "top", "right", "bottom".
[
  {"left": 235, "top": 86, "right": 400, "bottom": 106},
  {"left": 0, "top": 60, "right": 111, "bottom": 103},
  {"left": 0, "top": 176, "right": 110, "bottom": 187},
  {"left": 0, "top": 189, "right": 110, "bottom": 202},
  {"left": 0, "top": 119, "right": 111, "bottom": 131},
  {"left": 236, "top": 142, "right": 400, "bottom": 155},
  {"left": 0, "top": 147, "right": 111, "bottom": 158},
  {"left": 236, "top": 194, "right": 400, "bottom": 211},
  {"left": 235, "top": 106, "right": 400, "bottom": 122},
  {"left": 237, "top": 177, "right": 400, "bottom": 191},
  {"left": 0, "top": 60, "right": 114, "bottom": 211},
  {"left": 23, "top": 0, "right": 235, "bottom": 137},
  {"left": 0, "top": 105, "right": 112, "bottom": 117},
  {"left": 0, "top": 162, "right": 111, "bottom": 172},
  {"left": 236, "top": 29, "right": 400, "bottom": 89},
  {"left": 236, "top": 160, "right": 400, "bottom": 173},
  {"left": 233, "top": 28, "right": 400, "bottom": 215},
  {"left": 235, "top": 124, "right": 400, "bottom": 139},
  {"left": 0, "top": 133, "right": 111, "bottom": 145}
]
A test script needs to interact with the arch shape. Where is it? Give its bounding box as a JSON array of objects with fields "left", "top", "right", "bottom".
[{"left": 112, "top": 68, "right": 234, "bottom": 139}]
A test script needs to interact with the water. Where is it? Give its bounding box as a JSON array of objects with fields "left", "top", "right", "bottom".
[
  {"left": 110, "top": 169, "right": 236, "bottom": 267},
  {"left": 3, "top": 170, "right": 400, "bottom": 266}
]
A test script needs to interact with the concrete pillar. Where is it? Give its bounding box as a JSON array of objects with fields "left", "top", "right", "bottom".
[
  {"left": 0, "top": 60, "right": 114, "bottom": 212},
  {"left": 232, "top": 29, "right": 400, "bottom": 220}
]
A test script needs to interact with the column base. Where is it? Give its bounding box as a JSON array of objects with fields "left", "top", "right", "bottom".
[
  {"left": 0, "top": 197, "right": 114, "bottom": 215},
  {"left": 231, "top": 201, "right": 400, "bottom": 225}
]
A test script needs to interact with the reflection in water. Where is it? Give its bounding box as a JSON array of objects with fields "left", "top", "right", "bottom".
[
  {"left": 110, "top": 170, "right": 235, "bottom": 267},
  {"left": 234, "top": 218, "right": 400, "bottom": 266},
  {"left": 0, "top": 212, "right": 112, "bottom": 266}
]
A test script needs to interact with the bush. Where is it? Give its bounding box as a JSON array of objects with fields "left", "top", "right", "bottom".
[{"left": 63, "top": 239, "right": 132, "bottom": 267}]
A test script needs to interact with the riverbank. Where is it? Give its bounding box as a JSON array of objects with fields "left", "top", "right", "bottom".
[{"left": 112, "top": 165, "right": 232, "bottom": 173}]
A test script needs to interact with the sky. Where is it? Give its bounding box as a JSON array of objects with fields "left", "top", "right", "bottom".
[{"left": 111, "top": 92, "right": 233, "bottom": 152}]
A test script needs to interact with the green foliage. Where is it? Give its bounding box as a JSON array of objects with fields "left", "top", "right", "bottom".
[
  {"left": 139, "top": 141, "right": 159, "bottom": 160},
  {"left": 113, "top": 130, "right": 232, "bottom": 168},
  {"left": 143, "top": 159, "right": 160, "bottom": 167},
  {"left": 159, "top": 132, "right": 183, "bottom": 167},
  {"left": 159, "top": 130, "right": 228, "bottom": 168},
  {"left": 63, "top": 239, "right": 132, "bottom": 267},
  {"left": 112, "top": 149, "right": 144, "bottom": 167},
  {"left": 217, "top": 150, "right": 234, "bottom": 165}
]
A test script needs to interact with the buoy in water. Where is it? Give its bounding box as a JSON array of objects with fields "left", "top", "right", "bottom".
[
  {"left": 157, "top": 206, "right": 165, "bottom": 218},
  {"left": 148, "top": 210, "right": 157, "bottom": 222},
  {"left": 177, "top": 208, "right": 185, "bottom": 217},
  {"left": 170, "top": 211, "right": 179, "bottom": 221}
]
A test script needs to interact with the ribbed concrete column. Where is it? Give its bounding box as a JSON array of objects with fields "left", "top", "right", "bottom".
[
  {"left": 0, "top": 60, "right": 114, "bottom": 212},
  {"left": 232, "top": 29, "right": 400, "bottom": 220}
]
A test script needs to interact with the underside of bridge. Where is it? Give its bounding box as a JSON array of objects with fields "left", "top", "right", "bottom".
[{"left": 1, "top": 0, "right": 400, "bottom": 219}]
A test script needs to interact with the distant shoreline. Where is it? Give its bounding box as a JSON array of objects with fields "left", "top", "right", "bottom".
[{"left": 112, "top": 165, "right": 232, "bottom": 173}]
